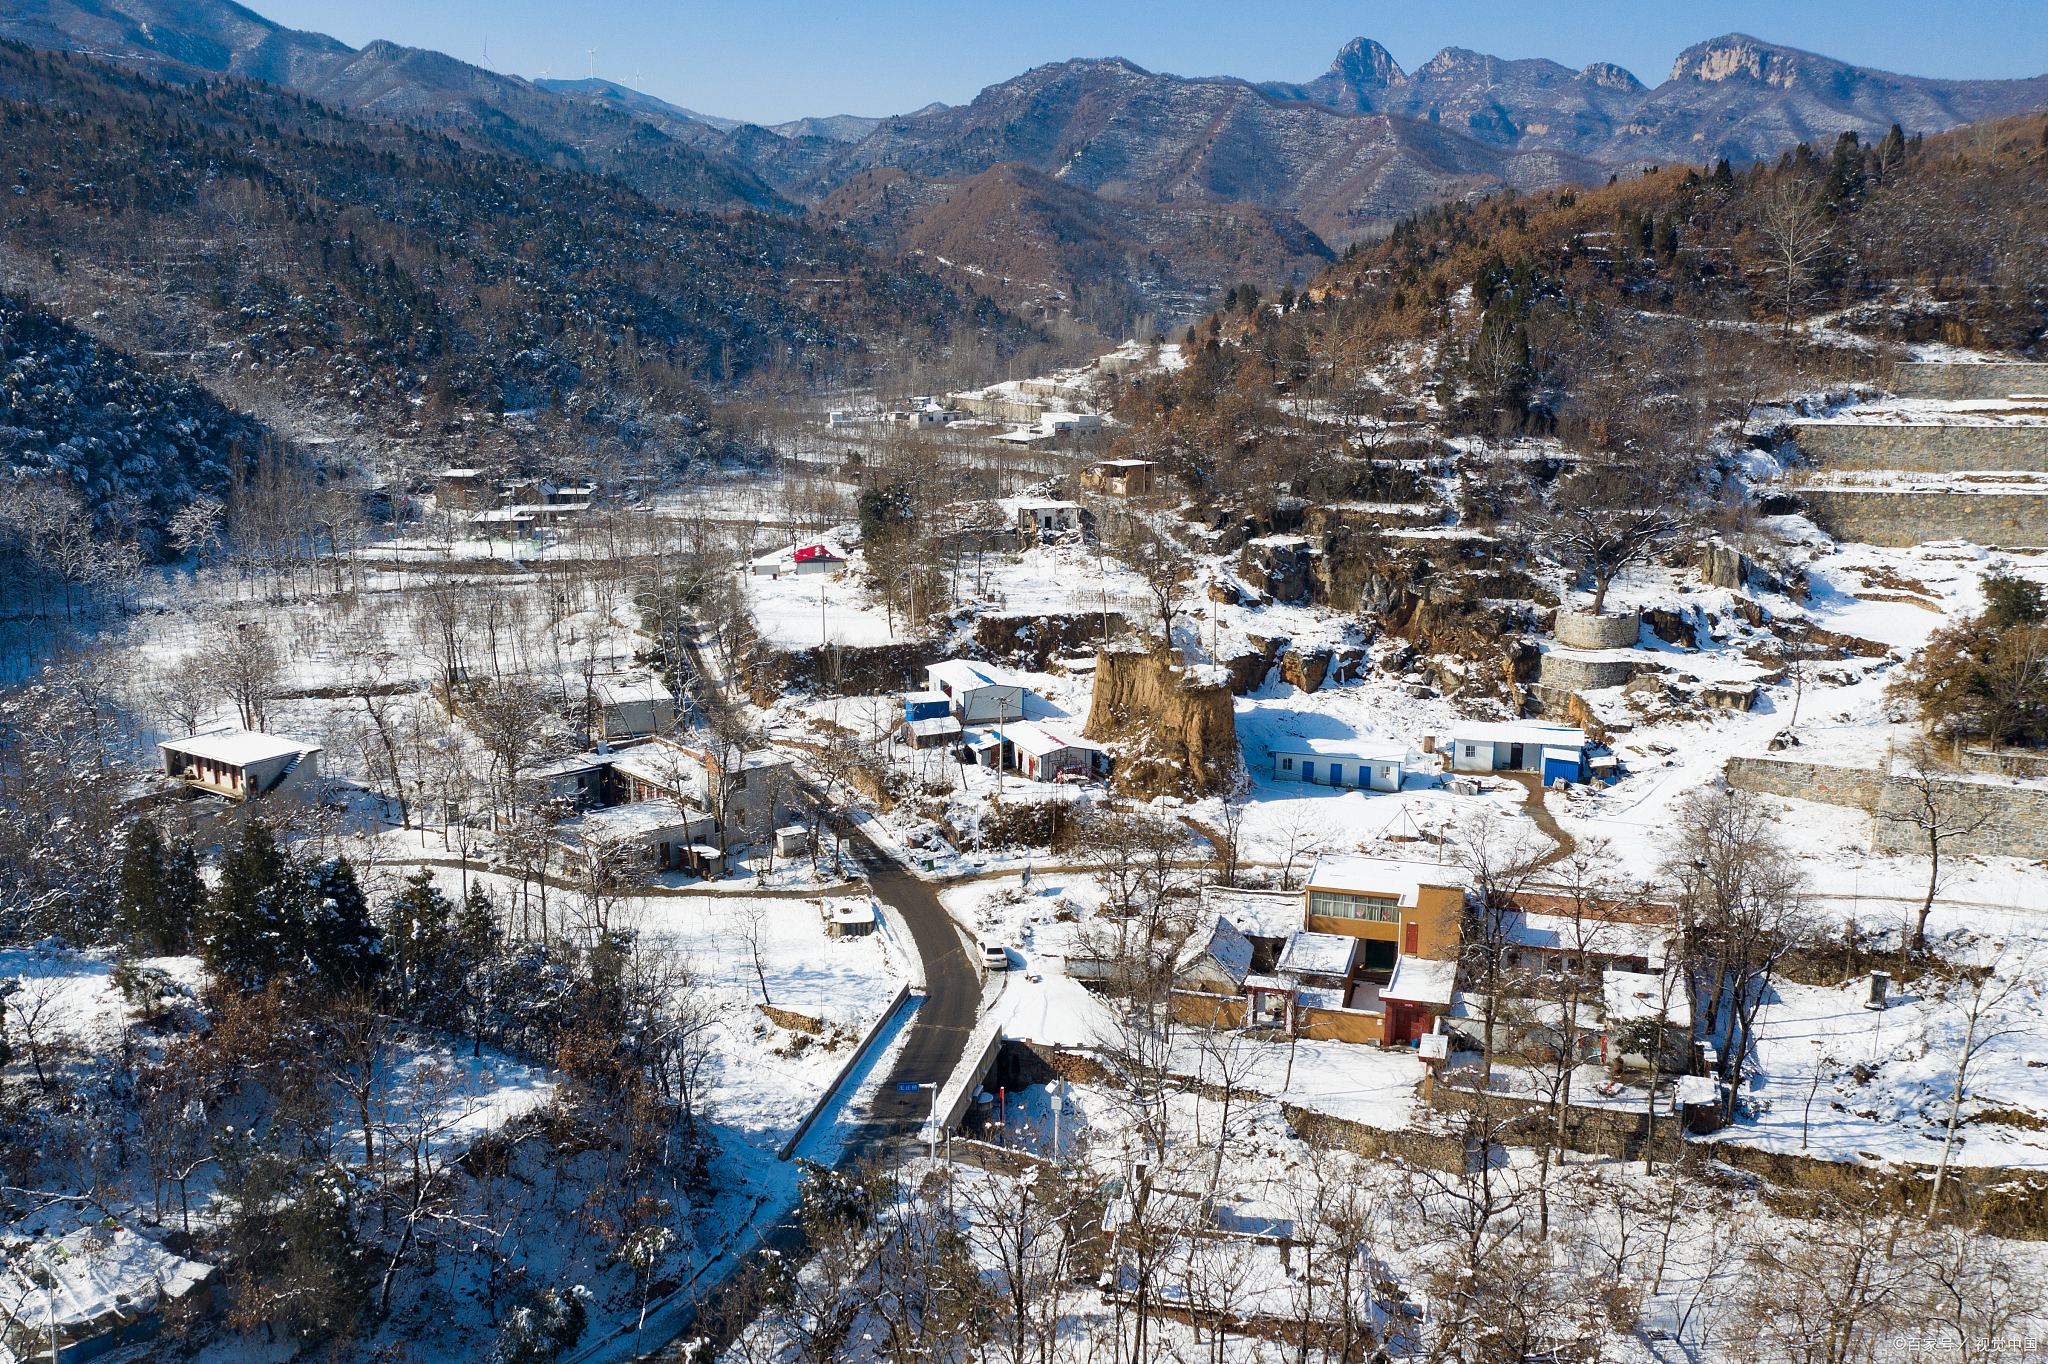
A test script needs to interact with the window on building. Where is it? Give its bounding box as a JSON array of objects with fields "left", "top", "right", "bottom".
[
  {"left": 1308, "top": 891, "right": 1401, "bottom": 922},
  {"left": 1281, "top": 757, "right": 1293, "bottom": 770},
  {"left": 1463, "top": 744, "right": 1478, "bottom": 758}
]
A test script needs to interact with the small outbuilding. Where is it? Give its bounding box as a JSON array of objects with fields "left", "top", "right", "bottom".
[
  {"left": 1014, "top": 499, "right": 1082, "bottom": 534},
  {"left": 594, "top": 675, "right": 676, "bottom": 741},
  {"left": 926, "top": 661, "right": 1031, "bottom": 724},
  {"left": 1447, "top": 722, "right": 1588, "bottom": 782},
  {"left": 992, "top": 724, "right": 1108, "bottom": 783},
  {"left": 1272, "top": 738, "right": 1405, "bottom": 791}
]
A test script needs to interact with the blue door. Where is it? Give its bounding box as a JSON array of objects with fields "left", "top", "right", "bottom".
[
  {"left": 1542, "top": 753, "right": 1580, "bottom": 785},
  {"left": 1301, "top": 761, "right": 1314, "bottom": 783}
]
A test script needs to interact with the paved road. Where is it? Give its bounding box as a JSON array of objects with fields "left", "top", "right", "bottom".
[{"left": 631, "top": 618, "right": 981, "bottom": 1357}]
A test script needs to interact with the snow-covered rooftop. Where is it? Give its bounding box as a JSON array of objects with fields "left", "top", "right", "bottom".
[
  {"left": 1509, "top": 910, "right": 1672, "bottom": 969},
  {"left": 1603, "top": 969, "right": 1692, "bottom": 1027},
  {"left": 1304, "top": 855, "right": 1467, "bottom": 902},
  {"left": 1448, "top": 721, "right": 1586, "bottom": 747},
  {"left": 1276, "top": 930, "right": 1359, "bottom": 978},
  {"left": 160, "top": 729, "right": 315, "bottom": 766},
  {"left": 0, "top": 1226, "right": 214, "bottom": 1332},
  {"left": 1192, "top": 915, "right": 1254, "bottom": 987},
  {"left": 928, "top": 660, "right": 1016, "bottom": 693},
  {"left": 997, "top": 724, "right": 1101, "bottom": 758},
  {"left": 1272, "top": 736, "right": 1408, "bottom": 760},
  {"left": 595, "top": 675, "right": 673, "bottom": 706},
  {"left": 1382, "top": 955, "right": 1458, "bottom": 1006}
]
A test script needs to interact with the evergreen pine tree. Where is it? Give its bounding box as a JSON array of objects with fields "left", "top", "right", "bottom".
[
  {"left": 161, "top": 839, "right": 206, "bottom": 956},
  {"left": 303, "top": 857, "right": 385, "bottom": 993},
  {"left": 385, "top": 868, "right": 452, "bottom": 1007},
  {"left": 115, "top": 819, "right": 169, "bottom": 955},
  {"left": 204, "top": 821, "right": 300, "bottom": 990}
]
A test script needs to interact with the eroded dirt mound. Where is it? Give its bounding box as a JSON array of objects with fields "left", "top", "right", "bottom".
[{"left": 1082, "top": 647, "right": 1240, "bottom": 798}]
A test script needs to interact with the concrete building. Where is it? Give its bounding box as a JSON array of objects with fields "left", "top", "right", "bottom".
[
  {"left": 159, "top": 730, "right": 321, "bottom": 803},
  {"left": 1014, "top": 499, "right": 1081, "bottom": 534},
  {"left": 1271, "top": 738, "right": 1406, "bottom": 791},
  {"left": 556, "top": 800, "right": 723, "bottom": 877},
  {"left": 1079, "top": 458, "right": 1157, "bottom": 496},
  {"left": 594, "top": 675, "right": 676, "bottom": 741},
  {"left": 1296, "top": 857, "right": 1467, "bottom": 1047},
  {"left": 1448, "top": 722, "right": 1588, "bottom": 784},
  {"left": 925, "top": 661, "right": 1032, "bottom": 724}
]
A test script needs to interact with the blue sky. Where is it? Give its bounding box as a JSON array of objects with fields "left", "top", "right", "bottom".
[{"left": 255, "top": 0, "right": 2048, "bottom": 126}]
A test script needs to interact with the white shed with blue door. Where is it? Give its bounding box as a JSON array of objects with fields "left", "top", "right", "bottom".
[
  {"left": 1447, "top": 722, "right": 1587, "bottom": 780},
  {"left": 1272, "top": 738, "right": 1406, "bottom": 792}
]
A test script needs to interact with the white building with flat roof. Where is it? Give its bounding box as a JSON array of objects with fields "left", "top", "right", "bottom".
[
  {"left": 1447, "top": 722, "right": 1587, "bottom": 783},
  {"left": 159, "top": 730, "right": 321, "bottom": 803},
  {"left": 1271, "top": 737, "right": 1407, "bottom": 791}
]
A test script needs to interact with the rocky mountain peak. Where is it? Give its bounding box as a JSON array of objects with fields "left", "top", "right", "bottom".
[
  {"left": 1669, "top": 34, "right": 1804, "bottom": 86},
  {"left": 1579, "top": 61, "right": 1644, "bottom": 92},
  {"left": 1417, "top": 47, "right": 1491, "bottom": 79},
  {"left": 1328, "top": 37, "right": 1404, "bottom": 88}
]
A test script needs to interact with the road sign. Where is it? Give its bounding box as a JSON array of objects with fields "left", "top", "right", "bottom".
[{"left": 895, "top": 1081, "right": 924, "bottom": 1093}]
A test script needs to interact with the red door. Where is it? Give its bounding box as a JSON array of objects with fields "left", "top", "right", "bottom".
[{"left": 1404, "top": 921, "right": 1419, "bottom": 955}]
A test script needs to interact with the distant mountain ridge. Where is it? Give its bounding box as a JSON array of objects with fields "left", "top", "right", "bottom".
[
  {"left": 6, "top": 0, "right": 2044, "bottom": 320},
  {"left": 1260, "top": 32, "right": 2048, "bottom": 165}
]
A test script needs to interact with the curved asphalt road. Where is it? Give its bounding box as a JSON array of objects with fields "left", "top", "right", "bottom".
[{"left": 638, "top": 620, "right": 980, "bottom": 1357}]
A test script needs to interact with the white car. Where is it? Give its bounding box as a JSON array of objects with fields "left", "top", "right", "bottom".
[{"left": 978, "top": 938, "right": 1010, "bottom": 969}]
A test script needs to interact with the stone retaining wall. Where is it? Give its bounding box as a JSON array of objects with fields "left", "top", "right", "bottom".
[
  {"left": 1725, "top": 756, "right": 2048, "bottom": 858},
  {"left": 1554, "top": 609, "right": 1642, "bottom": 649},
  {"left": 1724, "top": 756, "right": 1887, "bottom": 810},
  {"left": 1895, "top": 362, "right": 2048, "bottom": 401},
  {"left": 1791, "top": 420, "right": 2048, "bottom": 473},
  {"left": 1795, "top": 489, "right": 2048, "bottom": 547},
  {"left": 1536, "top": 650, "right": 1638, "bottom": 693}
]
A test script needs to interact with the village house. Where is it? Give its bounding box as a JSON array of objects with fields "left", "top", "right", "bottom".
[
  {"left": 593, "top": 674, "right": 676, "bottom": 741},
  {"left": 606, "top": 735, "right": 797, "bottom": 852},
  {"left": 1293, "top": 857, "right": 1467, "bottom": 1046},
  {"left": 159, "top": 730, "right": 321, "bottom": 803},
  {"left": 1078, "top": 458, "right": 1157, "bottom": 496},
  {"left": 924, "top": 661, "right": 1034, "bottom": 724},
  {"left": 1014, "top": 499, "right": 1082, "bottom": 535},
  {"left": 748, "top": 541, "right": 849, "bottom": 577},
  {"left": 523, "top": 752, "right": 609, "bottom": 810},
  {"left": 556, "top": 799, "right": 724, "bottom": 877},
  {"left": 987, "top": 723, "right": 1109, "bottom": 783},
  {"left": 434, "top": 466, "right": 487, "bottom": 508},
  {"left": 1271, "top": 737, "right": 1407, "bottom": 791},
  {"left": 1456, "top": 889, "right": 1689, "bottom": 1070},
  {"left": 1447, "top": 721, "right": 1591, "bottom": 785},
  {"left": 1040, "top": 411, "right": 1103, "bottom": 437},
  {"left": 1172, "top": 916, "right": 1258, "bottom": 1027}
]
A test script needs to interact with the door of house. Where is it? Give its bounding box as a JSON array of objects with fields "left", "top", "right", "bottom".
[
  {"left": 1405, "top": 922, "right": 1420, "bottom": 954},
  {"left": 1509, "top": 743, "right": 1524, "bottom": 768},
  {"left": 1301, "top": 761, "right": 1314, "bottom": 782}
]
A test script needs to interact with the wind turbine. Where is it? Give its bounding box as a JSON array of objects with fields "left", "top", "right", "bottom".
[
  {"left": 585, "top": 48, "right": 598, "bottom": 80},
  {"left": 632, "top": 65, "right": 642, "bottom": 92},
  {"left": 481, "top": 33, "right": 489, "bottom": 69}
]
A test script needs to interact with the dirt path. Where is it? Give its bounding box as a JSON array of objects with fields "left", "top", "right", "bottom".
[{"left": 1493, "top": 773, "right": 1578, "bottom": 866}]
